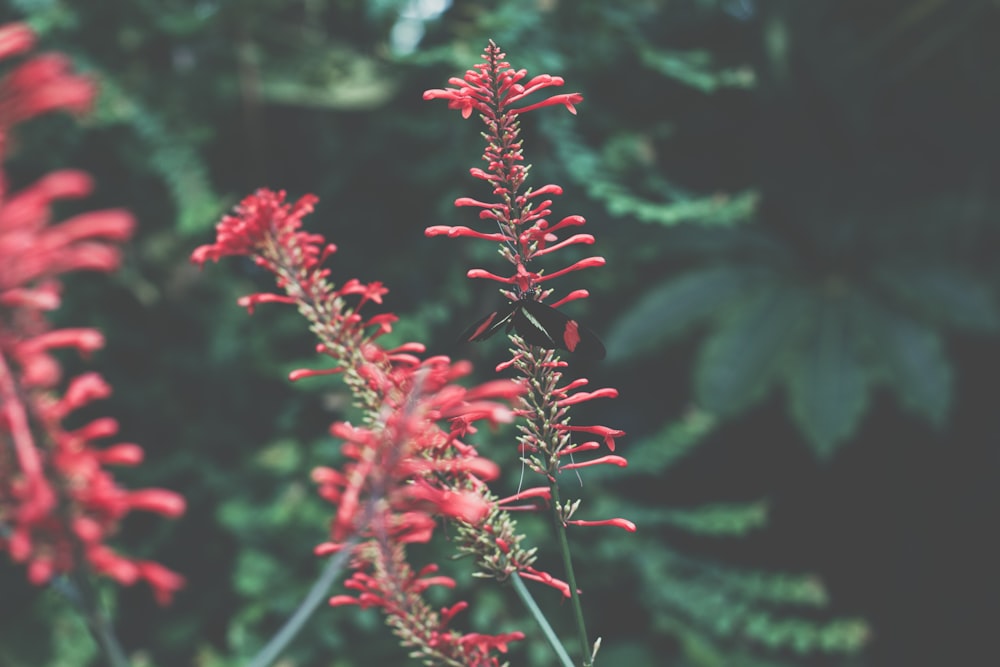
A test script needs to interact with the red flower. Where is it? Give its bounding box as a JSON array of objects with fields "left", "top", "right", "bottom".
[
  {"left": 426, "top": 45, "right": 633, "bottom": 622},
  {"left": 1, "top": 22, "right": 184, "bottom": 603},
  {"left": 195, "top": 187, "right": 534, "bottom": 664},
  {"left": 423, "top": 41, "right": 601, "bottom": 303}
]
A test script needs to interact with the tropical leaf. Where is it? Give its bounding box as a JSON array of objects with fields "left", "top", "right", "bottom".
[
  {"left": 862, "top": 298, "right": 952, "bottom": 425},
  {"left": 786, "top": 293, "right": 871, "bottom": 458},
  {"left": 695, "top": 283, "right": 811, "bottom": 416},
  {"left": 606, "top": 265, "right": 771, "bottom": 362},
  {"left": 874, "top": 264, "right": 1000, "bottom": 333}
]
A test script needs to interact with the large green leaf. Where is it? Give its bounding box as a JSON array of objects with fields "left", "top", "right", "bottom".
[
  {"left": 695, "top": 283, "right": 811, "bottom": 416},
  {"left": 874, "top": 264, "right": 1000, "bottom": 333},
  {"left": 606, "top": 265, "right": 769, "bottom": 362},
  {"left": 786, "top": 294, "right": 871, "bottom": 459},
  {"left": 862, "top": 298, "right": 952, "bottom": 425}
]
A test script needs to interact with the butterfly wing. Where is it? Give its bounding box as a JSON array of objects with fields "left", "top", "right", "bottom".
[
  {"left": 517, "top": 299, "right": 606, "bottom": 360},
  {"left": 459, "top": 302, "right": 518, "bottom": 343}
]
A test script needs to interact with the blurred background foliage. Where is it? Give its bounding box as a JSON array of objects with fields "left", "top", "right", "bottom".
[{"left": 1, "top": 0, "right": 998, "bottom": 665}]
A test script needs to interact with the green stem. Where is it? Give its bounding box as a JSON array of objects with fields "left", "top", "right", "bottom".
[
  {"left": 549, "top": 481, "right": 592, "bottom": 666},
  {"left": 63, "top": 572, "right": 131, "bottom": 667},
  {"left": 247, "top": 539, "right": 356, "bottom": 667},
  {"left": 0, "top": 523, "right": 130, "bottom": 666},
  {"left": 511, "top": 573, "right": 575, "bottom": 667}
]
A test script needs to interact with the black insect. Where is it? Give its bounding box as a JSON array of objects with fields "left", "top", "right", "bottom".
[{"left": 459, "top": 292, "right": 605, "bottom": 360}]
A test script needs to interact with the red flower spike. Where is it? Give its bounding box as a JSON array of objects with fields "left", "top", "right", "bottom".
[
  {"left": 426, "top": 45, "right": 633, "bottom": 628},
  {"left": 1, "top": 23, "right": 184, "bottom": 602},
  {"left": 195, "top": 182, "right": 534, "bottom": 664}
]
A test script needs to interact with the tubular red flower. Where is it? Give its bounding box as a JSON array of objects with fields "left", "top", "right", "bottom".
[
  {"left": 532, "top": 256, "right": 607, "bottom": 283},
  {"left": 125, "top": 489, "right": 187, "bottom": 517},
  {"left": 425, "top": 225, "right": 508, "bottom": 241},
  {"left": 498, "top": 487, "right": 552, "bottom": 505},
  {"left": 557, "top": 387, "right": 620, "bottom": 407},
  {"left": 558, "top": 442, "right": 601, "bottom": 456},
  {"left": 556, "top": 424, "right": 626, "bottom": 452},
  {"left": 511, "top": 92, "right": 584, "bottom": 115},
  {"left": 566, "top": 518, "right": 637, "bottom": 532},
  {"left": 0, "top": 23, "right": 34, "bottom": 59},
  {"left": 559, "top": 455, "right": 628, "bottom": 471},
  {"left": 466, "top": 268, "right": 517, "bottom": 283},
  {"left": 519, "top": 567, "right": 572, "bottom": 598},
  {"left": 94, "top": 443, "right": 144, "bottom": 466}
]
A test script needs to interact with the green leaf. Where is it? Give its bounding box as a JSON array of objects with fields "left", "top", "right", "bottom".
[
  {"left": 696, "top": 283, "right": 811, "bottom": 416},
  {"left": 636, "top": 547, "right": 869, "bottom": 657},
  {"left": 260, "top": 46, "right": 398, "bottom": 110},
  {"left": 874, "top": 264, "right": 1000, "bottom": 333},
  {"left": 543, "top": 113, "right": 758, "bottom": 227},
  {"left": 233, "top": 550, "right": 281, "bottom": 597},
  {"left": 786, "top": 294, "right": 870, "bottom": 459},
  {"left": 87, "top": 67, "right": 224, "bottom": 234},
  {"left": 656, "top": 500, "right": 769, "bottom": 537},
  {"left": 862, "top": 298, "right": 952, "bottom": 425},
  {"left": 637, "top": 45, "right": 756, "bottom": 93},
  {"left": 607, "top": 265, "right": 770, "bottom": 362},
  {"left": 614, "top": 409, "right": 717, "bottom": 474}
]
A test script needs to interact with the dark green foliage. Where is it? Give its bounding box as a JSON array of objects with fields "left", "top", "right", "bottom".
[
  {"left": 607, "top": 229, "right": 989, "bottom": 454},
  {"left": 2, "top": 0, "right": 998, "bottom": 666}
]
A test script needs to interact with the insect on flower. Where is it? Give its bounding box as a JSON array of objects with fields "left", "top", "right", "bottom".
[{"left": 460, "top": 289, "right": 606, "bottom": 360}]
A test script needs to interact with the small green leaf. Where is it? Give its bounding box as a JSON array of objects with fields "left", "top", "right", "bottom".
[
  {"left": 696, "top": 283, "right": 810, "bottom": 416},
  {"left": 607, "top": 265, "right": 769, "bottom": 362},
  {"left": 786, "top": 294, "right": 870, "bottom": 459}
]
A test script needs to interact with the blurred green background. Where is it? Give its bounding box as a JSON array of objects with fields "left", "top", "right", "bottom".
[{"left": 2, "top": 0, "right": 998, "bottom": 665}]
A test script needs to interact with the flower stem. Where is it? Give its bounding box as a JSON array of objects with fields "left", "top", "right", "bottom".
[
  {"left": 511, "top": 572, "right": 575, "bottom": 667},
  {"left": 59, "top": 572, "right": 131, "bottom": 667},
  {"left": 549, "top": 481, "right": 592, "bottom": 666},
  {"left": 247, "top": 539, "right": 356, "bottom": 667}
]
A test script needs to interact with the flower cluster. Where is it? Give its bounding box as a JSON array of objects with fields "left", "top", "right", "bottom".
[
  {"left": 0, "top": 22, "right": 185, "bottom": 604},
  {"left": 424, "top": 41, "right": 598, "bottom": 301},
  {"left": 425, "top": 43, "right": 633, "bottom": 665},
  {"left": 193, "top": 188, "right": 538, "bottom": 665},
  {"left": 425, "top": 41, "right": 631, "bottom": 527}
]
